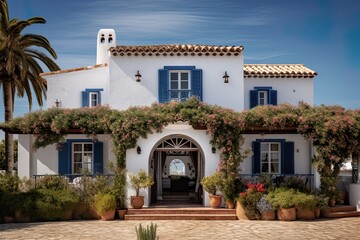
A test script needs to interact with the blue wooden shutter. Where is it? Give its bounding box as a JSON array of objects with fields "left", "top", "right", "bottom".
[
  {"left": 250, "top": 90, "right": 258, "bottom": 108},
  {"left": 93, "top": 141, "right": 104, "bottom": 174},
  {"left": 282, "top": 141, "right": 294, "bottom": 174},
  {"left": 98, "top": 91, "right": 102, "bottom": 105},
  {"left": 191, "top": 69, "right": 203, "bottom": 101},
  {"left": 82, "top": 91, "right": 89, "bottom": 107},
  {"left": 252, "top": 141, "right": 261, "bottom": 174},
  {"left": 269, "top": 89, "right": 277, "bottom": 105},
  {"left": 158, "top": 69, "right": 169, "bottom": 103},
  {"left": 58, "top": 142, "right": 70, "bottom": 175}
]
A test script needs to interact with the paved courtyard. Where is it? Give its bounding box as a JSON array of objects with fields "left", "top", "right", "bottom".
[{"left": 1, "top": 218, "right": 360, "bottom": 240}]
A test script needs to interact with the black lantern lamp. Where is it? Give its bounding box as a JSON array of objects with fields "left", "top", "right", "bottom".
[
  {"left": 55, "top": 99, "right": 60, "bottom": 108},
  {"left": 223, "top": 71, "right": 229, "bottom": 83},
  {"left": 135, "top": 70, "right": 142, "bottom": 82},
  {"left": 212, "top": 146, "right": 216, "bottom": 153},
  {"left": 137, "top": 146, "right": 141, "bottom": 154}
]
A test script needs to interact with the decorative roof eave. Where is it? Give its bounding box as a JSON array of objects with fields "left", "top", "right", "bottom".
[
  {"left": 40, "top": 63, "right": 108, "bottom": 77},
  {"left": 244, "top": 64, "right": 317, "bottom": 78},
  {"left": 110, "top": 44, "right": 244, "bottom": 57}
]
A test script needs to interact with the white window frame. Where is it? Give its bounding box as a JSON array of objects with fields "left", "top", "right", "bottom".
[
  {"left": 258, "top": 90, "right": 268, "bottom": 105},
  {"left": 169, "top": 70, "right": 191, "bottom": 101},
  {"left": 89, "top": 92, "right": 99, "bottom": 107},
  {"left": 260, "top": 142, "right": 280, "bottom": 174},
  {"left": 72, "top": 142, "right": 94, "bottom": 174}
]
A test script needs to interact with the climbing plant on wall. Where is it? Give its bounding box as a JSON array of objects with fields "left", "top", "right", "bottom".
[{"left": 1, "top": 98, "right": 360, "bottom": 200}]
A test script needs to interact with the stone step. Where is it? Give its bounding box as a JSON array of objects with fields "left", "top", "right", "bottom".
[
  {"left": 325, "top": 205, "right": 356, "bottom": 213},
  {"left": 125, "top": 214, "right": 237, "bottom": 221},
  {"left": 323, "top": 211, "right": 360, "bottom": 218},
  {"left": 127, "top": 208, "right": 236, "bottom": 215}
]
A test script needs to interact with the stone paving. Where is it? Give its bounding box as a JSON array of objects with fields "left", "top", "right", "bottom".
[{"left": 1, "top": 218, "right": 360, "bottom": 240}]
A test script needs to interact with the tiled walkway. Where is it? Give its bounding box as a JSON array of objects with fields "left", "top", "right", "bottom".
[{"left": 1, "top": 218, "right": 360, "bottom": 240}]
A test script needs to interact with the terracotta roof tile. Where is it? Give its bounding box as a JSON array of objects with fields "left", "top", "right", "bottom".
[
  {"left": 39, "top": 63, "right": 108, "bottom": 77},
  {"left": 110, "top": 44, "right": 244, "bottom": 57},
  {"left": 244, "top": 64, "right": 317, "bottom": 78}
]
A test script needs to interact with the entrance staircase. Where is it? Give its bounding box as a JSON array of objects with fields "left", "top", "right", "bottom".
[
  {"left": 125, "top": 207, "right": 237, "bottom": 220},
  {"left": 323, "top": 205, "right": 360, "bottom": 218}
]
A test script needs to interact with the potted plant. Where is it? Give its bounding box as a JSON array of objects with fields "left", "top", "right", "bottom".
[
  {"left": 201, "top": 172, "right": 223, "bottom": 208},
  {"left": 93, "top": 193, "right": 116, "bottom": 220},
  {"left": 267, "top": 188, "right": 297, "bottom": 221},
  {"left": 236, "top": 183, "right": 265, "bottom": 220},
  {"left": 314, "top": 193, "right": 329, "bottom": 218},
  {"left": 294, "top": 192, "right": 317, "bottom": 220},
  {"left": 256, "top": 194, "right": 275, "bottom": 220},
  {"left": 129, "top": 170, "right": 154, "bottom": 209},
  {"left": 221, "top": 177, "right": 237, "bottom": 209}
]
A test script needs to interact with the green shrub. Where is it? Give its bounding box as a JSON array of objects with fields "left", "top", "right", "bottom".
[
  {"left": 267, "top": 188, "right": 297, "bottom": 209},
  {"left": 14, "top": 191, "right": 38, "bottom": 219},
  {"left": 33, "top": 188, "right": 79, "bottom": 221},
  {"left": 36, "top": 175, "right": 70, "bottom": 190},
  {"left": 280, "top": 176, "right": 311, "bottom": 193},
  {"left": 93, "top": 193, "right": 116, "bottom": 215},
  {"left": 135, "top": 222, "right": 159, "bottom": 240},
  {"left": 294, "top": 192, "right": 317, "bottom": 210},
  {"left": 129, "top": 170, "right": 154, "bottom": 196},
  {"left": 74, "top": 175, "right": 112, "bottom": 203},
  {"left": 201, "top": 172, "right": 222, "bottom": 196},
  {"left": 0, "top": 191, "right": 16, "bottom": 221},
  {"left": 0, "top": 172, "right": 20, "bottom": 193}
]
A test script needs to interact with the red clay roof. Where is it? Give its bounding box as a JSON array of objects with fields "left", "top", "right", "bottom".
[
  {"left": 110, "top": 44, "right": 244, "bottom": 57},
  {"left": 244, "top": 64, "right": 317, "bottom": 78},
  {"left": 39, "top": 63, "right": 108, "bottom": 77}
]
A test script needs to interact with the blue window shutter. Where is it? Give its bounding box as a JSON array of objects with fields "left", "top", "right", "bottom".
[
  {"left": 98, "top": 91, "right": 101, "bottom": 105},
  {"left": 269, "top": 89, "right": 277, "bottom": 105},
  {"left": 93, "top": 141, "right": 104, "bottom": 174},
  {"left": 282, "top": 141, "right": 294, "bottom": 174},
  {"left": 250, "top": 90, "right": 258, "bottom": 108},
  {"left": 58, "top": 142, "right": 70, "bottom": 175},
  {"left": 158, "top": 69, "right": 169, "bottom": 103},
  {"left": 82, "top": 91, "right": 89, "bottom": 107},
  {"left": 252, "top": 141, "right": 261, "bottom": 174},
  {"left": 191, "top": 69, "right": 203, "bottom": 101}
]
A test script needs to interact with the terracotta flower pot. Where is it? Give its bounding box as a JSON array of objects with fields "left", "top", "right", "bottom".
[
  {"left": 100, "top": 210, "right": 115, "bottom": 221},
  {"left": 117, "top": 209, "right": 127, "bottom": 220},
  {"left": 261, "top": 210, "right": 276, "bottom": 220},
  {"left": 225, "top": 199, "right": 235, "bottom": 209},
  {"left": 296, "top": 207, "right": 315, "bottom": 220},
  {"left": 236, "top": 201, "right": 258, "bottom": 220},
  {"left": 277, "top": 207, "right": 296, "bottom": 221},
  {"left": 131, "top": 196, "right": 145, "bottom": 209},
  {"left": 314, "top": 208, "right": 321, "bottom": 218},
  {"left": 209, "top": 195, "right": 222, "bottom": 208}
]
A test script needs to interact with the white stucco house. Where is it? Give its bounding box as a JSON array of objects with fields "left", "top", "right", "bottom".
[{"left": 17, "top": 29, "right": 318, "bottom": 207}]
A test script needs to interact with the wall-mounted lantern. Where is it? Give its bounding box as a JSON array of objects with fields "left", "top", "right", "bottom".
[
  {"left": 55, "top": 99, "right": 61, "bottom": 108},
  {"left": 135, "top": 70, "right": 142, "bottom": 82},
  {"left": 137, "top": 146, "right": 141, "bottom": 154},
  {"left": 212, "top": 146, "right": 216, "bottom": 154},
  {"left": 223, "top": 71, "right": 229, "bottom": 83}
]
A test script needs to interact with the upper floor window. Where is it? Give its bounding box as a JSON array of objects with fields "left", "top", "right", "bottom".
[
  {"left": 82, "top": 88, "right": 103, "bottom": 107},
  {"left": 158, "top": 66, "right": 202, "bottom": 103},
  {"left": 250, "top": 87, "right": 277, "bottom": 108}
]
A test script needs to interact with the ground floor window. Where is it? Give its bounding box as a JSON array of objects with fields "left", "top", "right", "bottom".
[
  {"left": 261, "top": 142, "right": 280, "bottom": 173},
  {"left": 72, "top": 142, "right": 93, "bottom": 174}
]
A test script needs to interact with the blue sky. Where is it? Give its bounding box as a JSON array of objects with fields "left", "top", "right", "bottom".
[{"left": 1, "top": 0, "right": 360, "bottom": 139}]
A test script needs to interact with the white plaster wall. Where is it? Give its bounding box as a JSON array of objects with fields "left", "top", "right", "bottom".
[
  {"left": 109, "top": 54, "right": 244, "bottom": 111},
  {"left": 244, "top": 77, "right": 314, "bottom": 109},
  {"left": 17, "top": 134, "right": 115, "bottom": 179},
  {"left": 45, "top": 66, "right": 109, "bottom": 109},
  {"left": 241, "top": 134, "right": 312, "bottom": 175},
  {"left": 125, "top": 124, "right": 219, "bottom": 207}
]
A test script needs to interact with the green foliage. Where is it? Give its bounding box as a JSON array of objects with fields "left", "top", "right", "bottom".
[
  {"left": 111, "top": 168, "right": 126, "bottom": 209},
  {"left": 294, "top": 192, "right": 317, "bottom": 210},
  {"left": 221, "top": 176, "right": 238, "bottom": 202},
  {"left": 93, "top": 193, "right": 116, "bottom": 215},
  {"left": 129, "top": 169, "right": 154, "bottom": 196},
  {"left": 0, "top": 172, "right": 20, "bottom": 193},
  {"left": 279, "top": 176, "right": 311, "bottom": 193},
  {"left": 0, "top": 139, "right": 17, "bottom": 170},
  {"left": 135, "top": 222, "right": 159, "bottom": 240},
  {"left": 33, "top": 188, "right": 79, "bottom": 221},
  {"left": 74, "top": 175, "right": 112, "bottom": 203},
  {"left": 267, "top": 188, "right": 297, "bottom": 209},
  {"left": 201, "top": 172, "right": 223, "bottom": 195},
  {"left": 36, "top": 175, "right": 70, "bottom": 190}
]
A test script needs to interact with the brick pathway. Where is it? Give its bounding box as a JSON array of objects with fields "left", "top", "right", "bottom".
[{"left": 1, "top": 218, "right": 360, "bottom": 240}]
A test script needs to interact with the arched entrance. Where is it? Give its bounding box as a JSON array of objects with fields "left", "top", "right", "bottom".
[{"left": 149, "top": 135, "right": 205, "bottom": 205}]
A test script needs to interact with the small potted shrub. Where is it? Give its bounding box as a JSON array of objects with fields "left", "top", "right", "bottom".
[
  {"left": 129, "top": 170, "right": 154, "bottom": 209},
  {"left": 256, "top": 194, "right": 275, "bottom": 220},
  {"left": 267, "top": 188, "right": 297, "bottom": 221},
  {"left": 294, "top": 192, "right": 317, "bottom": 220},
  {"left": 221, "top": 177, "right": 237, "bottom": 209},
  {"left": 237, "top": 183, "right": 265, "bottom": 220},
  {"left": 314, "top": 194, "right": 329, "bottom": 218},
  {"left": 93, "top": 193, "right": 116, "bottom": 220},
  {"left": 201, "top": 172, "right": 223, "bottom": 208}
]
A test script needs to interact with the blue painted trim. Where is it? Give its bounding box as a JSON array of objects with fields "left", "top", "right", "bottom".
[
  {"left": 255, "top": 139, "right": 285, "bottom": 143},
  {"left": 65, "top": 139, "right": 96, "bottom": 174},
  {"left": 254, "top": 86, "right": 272, "bottom": 90},
  {"left": 84, "top": 88, "right": 104, "bottom": 92},
  {"left": 164, "top": 66, "right": 196, "bottom": 70}
]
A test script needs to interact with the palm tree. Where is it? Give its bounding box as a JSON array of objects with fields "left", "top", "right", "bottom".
[{"left": 0, "top": 0, "right": 60, "bottom": 172}]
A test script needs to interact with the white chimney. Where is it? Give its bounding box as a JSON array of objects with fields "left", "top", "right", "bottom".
[{"left": 96, "top": 29, "right": 116, "bottom": 64}]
